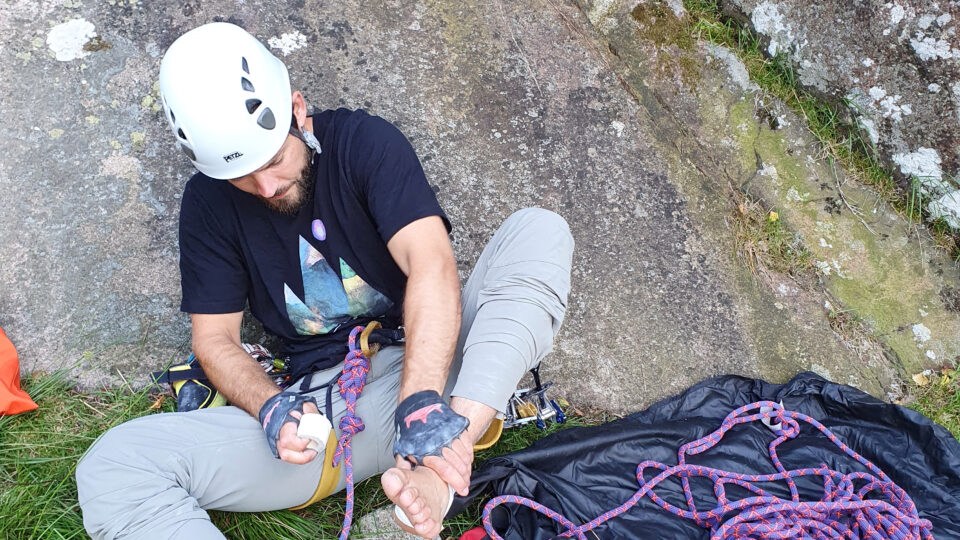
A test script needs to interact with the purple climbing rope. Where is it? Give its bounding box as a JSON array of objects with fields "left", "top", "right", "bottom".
[
  {"left": 481, "top": 401, "right": 935, "bottom": 540},
  {"left": 332, "top": 325, "right": 371, "bottom": 540}
]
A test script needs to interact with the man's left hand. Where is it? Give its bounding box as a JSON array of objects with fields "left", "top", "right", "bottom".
[
  {"left": 417, "top": 435, "right": 473, "bottom": 496},
  {"left": 394, "top": 390, "right": 472, "bottom": 494}
]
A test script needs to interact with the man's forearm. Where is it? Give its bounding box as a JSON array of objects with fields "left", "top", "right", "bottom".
[
  {"left": 193, "top": 335, "right": 279, "bottom": 418},
  {"left": 399, "top": 255, "right": 461, "bottom": 401}
]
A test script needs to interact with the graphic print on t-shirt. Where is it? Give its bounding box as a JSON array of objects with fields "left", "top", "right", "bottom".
[{"left": 284, "top": 236, "right": 393, "bottom": 335}]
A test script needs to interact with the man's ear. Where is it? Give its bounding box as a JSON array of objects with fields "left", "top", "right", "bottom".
[{"left": 291, "top": 91, "right": 307, "bottom": 130}]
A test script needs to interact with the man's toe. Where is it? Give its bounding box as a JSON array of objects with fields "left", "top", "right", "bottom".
[
  {"left": 381, "top": 468, "right": 406, "bottom": 499},
  {"left": 404, "top": 497, "right": 423, "bottom": 517},
  {"left": 414, "top": 518, "right": 440, "bottom": 538}
]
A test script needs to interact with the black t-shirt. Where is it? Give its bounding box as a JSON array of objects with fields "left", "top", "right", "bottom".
[{"left": 178, "top": 108, "right": 449, "bottom": 378}]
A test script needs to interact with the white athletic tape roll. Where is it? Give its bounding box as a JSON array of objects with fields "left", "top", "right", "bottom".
[
  {"left": 297, "top": 412, "right": 332, "bottom": 453},
  {"left": 394, "top": 485, "right": 456, "bottom": 529}
]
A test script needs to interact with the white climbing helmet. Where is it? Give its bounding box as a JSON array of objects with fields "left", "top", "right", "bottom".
[{"left": 158, "top": 22, "right": 292, "bottom": 179}]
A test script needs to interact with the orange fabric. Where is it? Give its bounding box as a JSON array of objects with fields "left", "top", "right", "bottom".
[{"left": 0, "top": 327, "right": 38, "bottom": 416}]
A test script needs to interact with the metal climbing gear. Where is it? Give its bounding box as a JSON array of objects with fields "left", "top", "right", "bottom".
[
  {"left": 151, "top": 343, "right": 290, "bottom": 412},
  {"left": 482, "top": 401, "right": 934, "bottom": 540},
  {"left": 504, "top": 364, "right": 567, "bottom": 430}
]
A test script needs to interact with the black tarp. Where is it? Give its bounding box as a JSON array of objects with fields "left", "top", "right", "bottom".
[{"left": 453, "top": 372, "right": 960, "bottom": 539}]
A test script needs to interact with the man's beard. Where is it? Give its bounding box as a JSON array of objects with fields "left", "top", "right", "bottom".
[{"left": 260, "top": 155, "right": 313, "bottom": 216}]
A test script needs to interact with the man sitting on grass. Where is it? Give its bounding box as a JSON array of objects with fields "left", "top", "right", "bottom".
[{"left": 76, "top": 22, "right": 573, "bottom": 539}]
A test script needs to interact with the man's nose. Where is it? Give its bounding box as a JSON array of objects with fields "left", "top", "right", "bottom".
[{"left": 250, "top": 171, "right": 281, "bottom": 198}]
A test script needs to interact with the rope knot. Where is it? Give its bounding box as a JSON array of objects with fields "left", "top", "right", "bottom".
[{"left": 338, "top": 415, "right": 365, "bottom": 437}]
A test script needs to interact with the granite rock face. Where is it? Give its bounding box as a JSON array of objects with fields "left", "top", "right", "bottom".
[
  {"left": 718, "top": 0, "right": 960, "bottom": 228},
  {"left": 2, "top": 0, "right": 960, "bottom": 415}
]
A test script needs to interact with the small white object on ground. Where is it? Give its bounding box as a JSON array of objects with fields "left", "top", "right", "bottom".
[{"left": 297, "top": 412, "right": 332, "bottom": 452}]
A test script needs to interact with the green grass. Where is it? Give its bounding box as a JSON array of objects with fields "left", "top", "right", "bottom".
[
  {"left": 682, "top": 0, "right": 960, "bottom": 262},
  {"left": 0, "top": 371, "right": 176, "bottom": 539},
  {"left": 0, "top": 371, "right": 583, "bottom": 539},
  {"left": 732, "top": 196, "right": 813, "bottom": 276},
  {"left": 909, "top": 368, "right": 960, "bottom": 439}
]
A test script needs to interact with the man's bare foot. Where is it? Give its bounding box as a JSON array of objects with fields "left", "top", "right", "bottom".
[{"left": 381, "top": 463, "right": 451, "bottom": 538}]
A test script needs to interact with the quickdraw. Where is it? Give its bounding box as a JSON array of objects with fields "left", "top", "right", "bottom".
[{"left": 482, "top": 401, "right": 934, "bottom": 540}]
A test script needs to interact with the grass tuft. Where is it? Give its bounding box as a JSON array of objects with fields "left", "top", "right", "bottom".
[
  {"left": 732, "top": 196, "right": 813, "bottom": 276},
  {"left": 0, "top": 370, "right": 176, "bottom": 539},
  {"left": 908, "top": 368, "right": 960, "bottom": 439}
]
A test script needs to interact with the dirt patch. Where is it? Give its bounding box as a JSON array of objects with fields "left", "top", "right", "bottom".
[
  {"left": 941, "top": 286, "right": 960, "bottom": 312},
  {"left": 83, "top": 36, "right": 112, "bottom": 52},
  {"left": 630, "top": 1, "right": 693, "bottom": 50}
]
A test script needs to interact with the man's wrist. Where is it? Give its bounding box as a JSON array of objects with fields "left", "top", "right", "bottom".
[{"left": 398, "top": 384, "right": 443, "bottom": 403}]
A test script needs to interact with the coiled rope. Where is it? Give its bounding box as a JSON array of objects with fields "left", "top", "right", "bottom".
[
  {"left": 482, "top": 401, "right": 934, "bottom": 539},
  {"left": 332, "top": 325, "right": 372, "bottom": 540}
]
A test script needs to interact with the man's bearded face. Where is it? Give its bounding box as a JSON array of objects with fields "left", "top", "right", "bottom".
[
  {"left": 228, "top": 135, "right": 313, "bottom": 216},
  {"left": 258, "top": 146, "right": 312, "bottom": 215}
]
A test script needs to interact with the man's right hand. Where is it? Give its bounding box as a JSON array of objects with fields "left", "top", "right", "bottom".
[
  {"left": 259, "top": 391, "right": 321, "bottom": 464},
  {"left": 276, "top": 400, "right": 321, "bottom": 464}
]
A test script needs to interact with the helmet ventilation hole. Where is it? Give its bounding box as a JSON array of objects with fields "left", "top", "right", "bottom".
[
  {"left": 177, "top": 128, "right": 186, "bottom": 140},
  {"left": 241, "top": 57, "right": 249, "bottom": 74},
  {"left": 241, "top": 77, "right": 255, "bottom": 92},
  {"left": 170, "top": 109, "right": 176, "bottom": 124},
  {"left": 245, "top": 98, "right": 262, "bottom": 114},
  {"left": 180, "top": 143, "right": 197, "bottom": 161},
  {"left": 257, "top": 108, "right": 276, "bottom": 129}
]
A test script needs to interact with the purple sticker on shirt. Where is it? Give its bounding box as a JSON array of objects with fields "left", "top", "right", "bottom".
[{"left": 311, "top": 219, "right": 326, "bottom": 241}]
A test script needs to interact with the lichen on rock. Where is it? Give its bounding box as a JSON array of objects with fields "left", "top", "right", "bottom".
[{"left": 719, "top": 0, "right": 960, "bottom": 230}]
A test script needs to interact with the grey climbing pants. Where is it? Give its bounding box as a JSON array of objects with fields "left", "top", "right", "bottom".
[{"left": 76, "top": 208, "right": 574, "bottom": 539}]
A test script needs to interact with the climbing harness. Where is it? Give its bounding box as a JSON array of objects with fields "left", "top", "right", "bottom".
[
  {"left": 329, "top": 324, "right": 375, "bottom": 540},
  {"left": 287, "top": 324, "right": 405, "bottom": 384},
  {"left": 481, "top": 401, "right": 935, "bottom": 540}
]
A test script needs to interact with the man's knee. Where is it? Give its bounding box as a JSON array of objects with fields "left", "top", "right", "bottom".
[
  {"left": 76, "top": 419, "right": 184, "bottom": 539},
  {"left": 76, "top": 421, "right": 151, "bottom": 536},
  {"left": 77, "top": 425, "right": 126, "bottom": 537},
  {"left": 500, "top": 208, "right": 574, "bottom": 266},
  {"left": 505, "top": 208, "right": 572, "bottom": 241}
]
